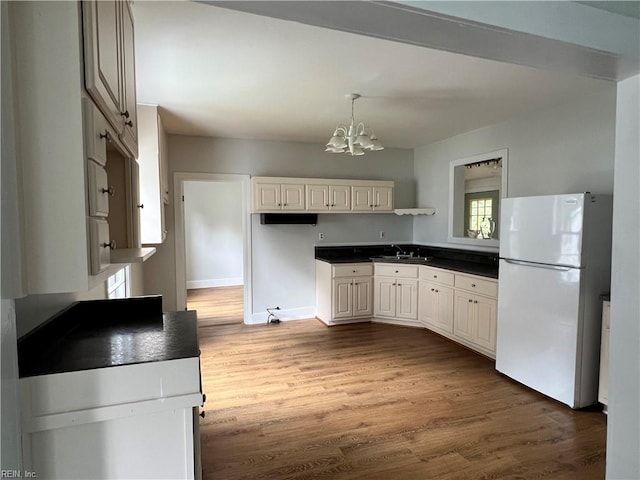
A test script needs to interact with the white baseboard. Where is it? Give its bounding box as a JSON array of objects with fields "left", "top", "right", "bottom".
[
  {"left": 187, "top": 277, "right": 243, "bottom": 290},
  {"left": 249, "top": 306, "right": 315, "bottom": 325}
]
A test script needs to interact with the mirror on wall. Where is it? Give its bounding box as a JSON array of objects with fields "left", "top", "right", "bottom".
[{"left": 448, "top": 148, "right": 508, "bottom": 248}]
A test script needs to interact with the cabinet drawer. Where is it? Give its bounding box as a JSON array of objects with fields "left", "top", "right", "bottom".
[
  {"left": 87, "top": 160, "right": 110, "bottom": 217},
  {"left": 375, "top": 264, "right": 418, "bottom": 278},
  {"left": 333, "top": 263, "right": 373, "bottom": 278},
  {"left": 89, "top": 217, "right": 111, "bottom": 275},
  {"left": 419, "top": 266, "right": 454, "bottom": 286},
  {"left": 455, "top": 274, "right": 498, "bottom": 298},
  {"left": 83, "top": 100, "right": 110, "bottom": 167}
]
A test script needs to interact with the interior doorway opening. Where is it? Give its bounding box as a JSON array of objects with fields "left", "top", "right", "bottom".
[{"left": 174, "top": 173, "right": 251, "bottom": 325}]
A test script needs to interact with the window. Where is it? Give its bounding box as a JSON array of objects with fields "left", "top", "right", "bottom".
[
  {"left": 464, "top": 190, "right": 500, "bottom": 238},
  {"left": 469, "top": 198, "right": 493, "bottom": 232},
  {"left": 107, "top": 266, "right": 130, "bottom": 299}
]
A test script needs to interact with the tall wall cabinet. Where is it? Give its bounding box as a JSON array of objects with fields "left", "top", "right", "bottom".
[
  {"left": 138, "top": 104, "right": 169, "bottom": 244},
  {"left": 11, "top": 1, "right": 142, "bottom": 294}
]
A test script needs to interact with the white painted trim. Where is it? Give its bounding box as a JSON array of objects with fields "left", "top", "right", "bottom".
[
  {"left": 187, "top": 278, "right": 243, "bottom": 290},
  {"left": 447, "top": 148, "right": 508, "bottom": 249},
  {"left": 249, "top": 306, "right": 315, "bottom": 325},
  {"left": 174, "top": 173, "right": 252, "bottom": 325}
]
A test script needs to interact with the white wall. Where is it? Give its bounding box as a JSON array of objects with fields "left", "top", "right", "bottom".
[
  {"left": 413, "top": 86, "right": 617, "bottom": 246},
  {"left": 143, "top": 137, "right": 415, "bottom": 317},
  {"left": 184, "top": 181, "right": 243, "bottom": 289},
  {"left": 606, "top": 74, "right": 640, "bottom": 480}
]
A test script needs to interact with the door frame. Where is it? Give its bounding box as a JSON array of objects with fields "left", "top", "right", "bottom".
[{"left": 174, "top": 172, "right": 252, "bottom": 323}]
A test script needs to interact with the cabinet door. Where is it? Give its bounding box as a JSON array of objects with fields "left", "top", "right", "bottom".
[
  {"left": 396, "top": 278, "right": 418, "bottom": 320},
  {"left": 474, "top": 295, "right": 497, "bottom": 352},
  {"left": 281, "top": 183, "right": 305, "bottom": 211},
  {"left": 420, "top": 281, "right": 454, "bottom": 332},
  {"left": 374, "top": 277, "right": 396, "bottom": 317},
  {"left": 353, "top": 277, "right": 373, "bottom": 317},
  {"left": 82, "top": 0, "right": 123, "bottom": 132},
  {"left": 418, "top": 281, "right": 437, "bottom": 327},
  {"left": 435, "top": 286, "right": 454, "bottom": 333},
  {"left": 254, "top": 183, "right": 281, "bottom": 211},
  {"left": 329, "top": 185, "right": 351, "bottom": 211},
  {"left": 89, "top": 217, "right": 112, "bottom": 274},
  {"left": 333, "top": 278, "right": 353, "bottom": 319},
  {"left": 454, "top": 292, "right": 475, "bottom": 342},
  {"left": 87, "top": 161, "right": 110, "bottom": 217},
  {"left": 307, "top": 185, "right": 329, "bottom": 211},
  {"left": 373, "top": 186, "right": 394, "bottom": 211},
  {"left": 352, "top": 186, "right": 373, "bottom": 211},
  {"left": 118, "top": 0, "right": 138, "bottom": 157}
]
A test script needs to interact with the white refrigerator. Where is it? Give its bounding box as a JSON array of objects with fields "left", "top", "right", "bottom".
[{"left": 496, "top": 193, "right": 612, "bottom": 408}]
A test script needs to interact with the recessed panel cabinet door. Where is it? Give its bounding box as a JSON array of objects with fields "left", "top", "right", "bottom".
[
  {"left": 374, "top": 277, "right": 396, "bottom": 317},
  {"left": 474, "top": 296, "right": 497, "bottom": 351},
  {"left": 281, "top": 184, "right": 305, "bottom": 210},
  {"left": 396, "top": 279, "right": 418, "bottom": 320},
  {"left": 353, "top": 278, "right": 373, "bottom": 317},
  {"left": 373, "top": 186, "right": 394, "bottom": 211},
  {"left": 119, "top": 0, "right": 138, "bottom": 157},
  {"left": 329, "top": 185, "right": 351, "bottom": 211},
  {"left": 454, "top": 292, "right": 474, "bottom": 342},
  {"left": 307, "top": 185, "right": 329, "bottom": 210},
  {"left": 254, "top": 183, "right": 281, "bottom": 211},
  {"left": 83, "top": 0, "right": 122, "bottom": 132},
  {"left": 333, "top": 278, "right": 353, "bottom": 319}
]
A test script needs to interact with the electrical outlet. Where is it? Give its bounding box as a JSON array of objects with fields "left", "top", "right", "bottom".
[
  {"left": 319, "top": 232, "right": 325, "bottom": 240},
  {"left": 380, "top": 231, "right": 385, "bottom": 239}
]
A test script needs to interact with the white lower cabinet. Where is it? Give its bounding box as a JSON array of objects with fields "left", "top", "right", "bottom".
[
  {"left": 316, "top": 261, "right": 373, "bottom": 325},
  {"left": 452, "top": 274, "right": 498, "bottom": 358},
  {"left": 373, "top": 264, "right": 419, "bottom": 326},
  {"left": 418, "top": 267, "right": 455, "bottom": 333},
  {"left": 418, "top": 266, "right": 498, "bottom": 358},
  {"left": 20, "top": 358, "right": 203, "bottom": 479}
]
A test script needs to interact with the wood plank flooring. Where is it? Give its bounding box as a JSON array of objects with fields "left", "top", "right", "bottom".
[
  {"left": 198, "top": 320, "right": 607, "bottom": 480},
  {"left": 188, "top": 286, "right": 244, "bottom": 326}
]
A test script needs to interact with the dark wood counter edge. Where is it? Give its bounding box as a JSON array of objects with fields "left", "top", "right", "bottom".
[{"left": 18, "top": 296, "right": 200, "bottom": 378}]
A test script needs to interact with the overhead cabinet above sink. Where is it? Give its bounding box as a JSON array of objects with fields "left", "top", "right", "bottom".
[{"left": 251, "top": 176, "right": 394, "bottom": 214}]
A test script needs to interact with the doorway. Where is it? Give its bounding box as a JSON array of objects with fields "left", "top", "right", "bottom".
[{"left": 174, "top": 173, "right": 252, "bottom": 325}]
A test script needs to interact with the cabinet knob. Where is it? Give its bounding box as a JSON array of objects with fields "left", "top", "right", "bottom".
[
  {"left": 471, "top": 283, "right": 476, "bottom": 287},
  {"left": 431, "top": 288, "right": 435, "bottom": 292},
  {"left": 395, "top": 270, "right": 399, "bottom": 273},
  {"left": 202, "top": 393, "right": 207, "bottom": 404},
  {"left": 326, "top": 204, "right": 330, "bottom": 207},
  {"left": 199, "top": 411, "right": 206, "bottom": 419},
  {"left": 435, "top": 289, "right": 439, "bottom": 293},
  {"left": 121, "top": 110, "right": 130, "bottom": 119},
  {"left": 331, "top": 204, "right": 336, "bottom": 207},
  {"left": 102, "top": 240, "right": 116, "bottom": 250},
  {"left": 283, "top": 203, "right": 288, "bottom": 207},
  {"left": 125, "top": 120, "right": 133, "bottom": 127},
  {"left": 101, "top": 186, "right": 115, "bottom": 196},
  {"left": 474, "top": 300, "right": 478, "bottom": 304},
  {"left": 468, "top": 299, "right": 473, "bottom": 303},
  {"left": 353, "top": 270, "right": 357, "bottom": 273},
  {"left": 433, "top": 275, "right": 437, "bottom": 279},
  {"left": 137, "top": 204, "right": 144, "bottom": 209},
  {"left": 99, "top": 131, "right": 112, "bottom": 142},
  {"left": 369, "top": 205, "right": 374, "bottom": 208}
]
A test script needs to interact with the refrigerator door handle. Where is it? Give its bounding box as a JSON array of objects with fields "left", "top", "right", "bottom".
[{"left": 503, "top": 258, "right": 576, "bottom": 271}]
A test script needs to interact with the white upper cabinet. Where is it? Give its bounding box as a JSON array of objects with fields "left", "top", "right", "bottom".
[
  {"left": 352, "top": 185, "right": 394, "bottom": 212},
  {"left": 83, "top": 0, "right": 138, "bottom": 157},
  {"left": 138, "top": 104, "right": 168, "bottom": 244},
  {"left": 11, "top": 1, "right": 141, "bottom": 293},
  {"left": 251, "top": 177, "right": 394, "bottom": 214}
]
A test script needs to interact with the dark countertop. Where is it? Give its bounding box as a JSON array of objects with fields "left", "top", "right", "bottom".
[
  {"left": 315, "top": 244, "right": 499, "bottom": 279},
  {"left": 18, "top": 296, "right": 200, "bottom": 378}
]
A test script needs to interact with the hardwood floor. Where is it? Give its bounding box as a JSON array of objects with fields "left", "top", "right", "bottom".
[
  {"left": 188, "top": 286, "right": 244, "bottom": 326},
  {"left": 198, "top": 320, "right": 607, "bottom": 480}
]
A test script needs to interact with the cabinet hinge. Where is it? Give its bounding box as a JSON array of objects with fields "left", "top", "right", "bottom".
[{"left": 182, "top": 195, "right": 185, "bottom": 202}]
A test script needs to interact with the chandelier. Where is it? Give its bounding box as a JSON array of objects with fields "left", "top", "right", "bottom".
[{"left": 325, "top": 93, "right": 384, "bottom": 156}]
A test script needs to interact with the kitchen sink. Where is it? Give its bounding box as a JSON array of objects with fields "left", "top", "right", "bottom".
[{"left": 370, "top": 255, "right": 433, "bottom": 263}]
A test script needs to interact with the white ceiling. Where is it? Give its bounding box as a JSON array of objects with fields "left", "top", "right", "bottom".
[{"left": 133, "top": 1, "right": 613, "bottom": 149}]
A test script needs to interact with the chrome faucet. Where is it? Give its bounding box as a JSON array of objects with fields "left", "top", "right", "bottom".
[{"left": 391, "top": 244, "right": 406, "bottom": 255}]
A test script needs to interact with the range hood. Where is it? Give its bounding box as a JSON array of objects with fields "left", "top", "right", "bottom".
[{"left": 260, "top": 213, "right": 318, "bottom": 225}]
